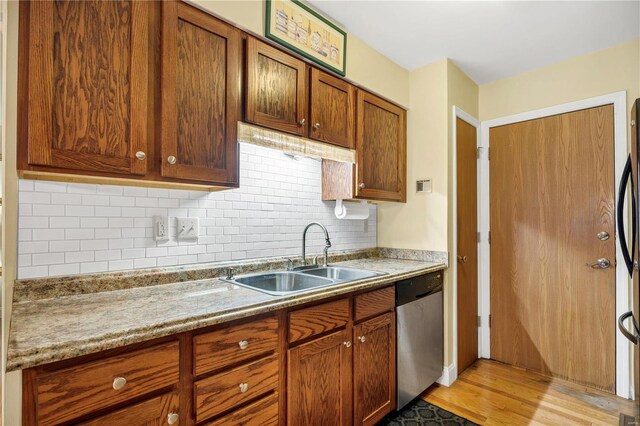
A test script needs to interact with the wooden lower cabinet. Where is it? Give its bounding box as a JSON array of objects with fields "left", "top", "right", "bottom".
[
  {"left": 353, "top": 312, "right": 396, "bottom": 426},
  {"left": 22, "top": 288, "right": 397, "bottom": 426},
  {"left": 78, "top": 393, "right": 179, "bottom": 426},
  {"left": 287, "top": 329, "right": 353, "bottom": 425}
]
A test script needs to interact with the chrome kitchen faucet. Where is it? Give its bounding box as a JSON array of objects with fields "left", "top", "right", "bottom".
[{"left": 301, "top": 222, "right": 331, "bottom": 267}]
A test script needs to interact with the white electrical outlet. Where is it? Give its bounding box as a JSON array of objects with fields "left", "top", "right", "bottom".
[
  {"left": 153, "top": 216, "right": 169, "bottom": 241},
  {"left": 177, "top": 217, "right": 199, "bottom": 240}
]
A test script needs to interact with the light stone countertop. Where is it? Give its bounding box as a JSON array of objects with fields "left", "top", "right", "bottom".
[{"left": 7, "top": 257, "right": 446, "bottom": 371}]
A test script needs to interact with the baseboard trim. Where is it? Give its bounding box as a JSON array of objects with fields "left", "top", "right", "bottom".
[{"left": 437, "top": 363, "right": 457, "bottom": 387}]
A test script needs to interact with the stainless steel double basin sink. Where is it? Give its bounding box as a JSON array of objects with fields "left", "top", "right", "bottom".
[{"left": 223, "top": 266, "right": 385, "bottom": 296}]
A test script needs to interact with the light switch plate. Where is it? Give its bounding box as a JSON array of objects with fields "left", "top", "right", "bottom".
[
  {"left": 177, "top": 217, "right": 199, "bottom": 240},
  {"left": 153, "top": 216, "right": 169, "bottom": 241},
  {"left": 416, "top": 179, "right": 432, "bottom": 193}
]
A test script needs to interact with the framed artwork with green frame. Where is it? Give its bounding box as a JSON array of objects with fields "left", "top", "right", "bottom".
[{"left": 265, "top": 0, "right": 347, "bottom": 76}]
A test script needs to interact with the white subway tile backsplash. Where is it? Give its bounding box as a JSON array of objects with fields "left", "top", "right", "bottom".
[{"left": 18, "top": 143, "right": 377, "bottom": 278}]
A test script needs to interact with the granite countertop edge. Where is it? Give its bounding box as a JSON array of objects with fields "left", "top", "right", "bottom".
[{"left": 7, "top": 260, "right": 446, "bottom": 371}]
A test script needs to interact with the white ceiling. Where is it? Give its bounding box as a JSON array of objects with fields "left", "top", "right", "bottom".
[{"left": 307, "top": 1, "right": 640, "bottom": 84}]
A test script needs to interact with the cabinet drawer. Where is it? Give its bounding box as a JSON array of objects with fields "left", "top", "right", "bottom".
[
  {"left": 194, "top": 316, "right": 278, "bottom": 376},
  {"left": 204, "top": 392, "right": 279, "bottom": 426},
  {"left": 288, "top": 298, "right": 350, "bottom": 343},
  {"left": 78, "top": 392, "right": 179, "bottom": 426},
  {"left": 195, "top": 354, "right": 279, "bottom": 422},
  {"left": 355, "top": 286, "right": 395, "bottom": 322},
  {"left": 36, "top": 341, "right": 180, "bottom": 426}
]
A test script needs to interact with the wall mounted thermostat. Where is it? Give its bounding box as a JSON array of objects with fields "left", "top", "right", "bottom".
[
  {"left": 416, "top": 179, "right": 432, "bottom": 193},
  {"left": 177, "top": 217, "right": 199, "bottom": 240}
]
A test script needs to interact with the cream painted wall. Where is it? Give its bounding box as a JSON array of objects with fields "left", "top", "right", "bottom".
[
  {"left": 190, "top": 0, "right": 410, "bottom": 108},
  {"left": 480, "top": 38, "right": 640, "bottom": 122}
]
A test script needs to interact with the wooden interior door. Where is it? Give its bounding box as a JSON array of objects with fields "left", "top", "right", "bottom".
[
  {"left": 287, "top": 329, "right": 352, "bottom": 425},
  {"left": 355, "top": 91, "right": 407, "bottom": 202},
  {"left": 353, "top": 312, "right": 396, "bottom": 426},
  {"left": 489, "top": 105, "right": 616, "bottom": 392},
  {"left": 246, "top": 38, "right": 308, "bottom": 136},
  {"left": 456, "top": 117, "right": 478, "bottom": 375},
  {"left": 78, "top": 393, "right": 178, "bottom": 426},
  {"left": 160, "top": 1, "right": 240, "bottom": 185},
  {"left": 309, "top": 68, "right": 355, "bottom": 149},
  {"left": 26, "top": 0, "right": 148, "bottom": 175}
]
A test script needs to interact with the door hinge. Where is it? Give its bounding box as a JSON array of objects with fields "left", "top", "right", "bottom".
[
  {"left": 489, "top": 314, "right": 492, "bottom": 328},
  {"left": 488, "top": 231, "right": 491, "bottom": 244},
  {"left": 477, "top": 231, "right": 481, "bottom": 243},
  {"left": 478, "top": 315, "right": 481, "bottom": 327},
  {"left": 476, "top": 147, "right": 481, "bottom": 159},
  {"left": 488, "top": 148, "right": 490, "bottom": 160}
]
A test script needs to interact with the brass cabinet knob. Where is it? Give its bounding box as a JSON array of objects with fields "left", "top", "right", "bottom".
[
  {"left": 167, "top": 412, "right": 179, "bottom": 425},
  {"left": 112, "top": 377, "right": 127, "bottom": 390},
  {"left": 358, "top": 335, "right": 366, "bottom": 343},
  {"left": 239, "top": 383, "right": 249, "bottom": 393},
  {"left": 359, "top": 183, "right": 366, "bottom": 189},
  {"left": 238, "top": 340, "right": 249, "bottom": 350},
  {"left": 343, "top": 341, "right": 351, "bottom": 348},
  {"left": 167, "top": 156, "right": 177, "bottom": 165},
  {"left": 297, "top": 118, "right": 306, "bottom": 127},
  {"left": 457, "top": 255, "right": 467, "bottom": 263},
  {"left": 313, "top": 123, "right": 321, "bottom": 130},
  {"left": 135, "top": 151, "right": 146, "bottom": 161}
]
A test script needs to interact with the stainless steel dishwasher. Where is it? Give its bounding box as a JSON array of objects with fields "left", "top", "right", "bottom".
[{"left": 396, "top": 271, "right": 444, "bottom": 409}]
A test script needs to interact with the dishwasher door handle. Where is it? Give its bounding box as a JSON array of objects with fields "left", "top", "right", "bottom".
[{"left": 414, "top": 292, "right": 431, "bottom": 299}]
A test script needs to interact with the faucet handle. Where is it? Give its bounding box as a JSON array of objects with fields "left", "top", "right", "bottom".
[
  {"left": 285, "top": 258, "right": 294, "bottom": 271},
  {"left": 225, "top": 267, "right": 235, "bottom": 280},
  {"left": 313, "top": 254, "right": 322, "bottom": 266}
]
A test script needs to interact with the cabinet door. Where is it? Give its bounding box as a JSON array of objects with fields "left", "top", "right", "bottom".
[
  {"left": 309, "top": 68, "right": 355, "bottom": 148},
  {"left": 160, "top": 2, "right": 240, "bottom": 185},
  {"left": 353, "top": 312, "right": 396, "bottom": 426},
  {"left": 288, "top": 329, "right": 352, "bottom": 425},
  {"left": 26, "top": 1, "right": 148, "bottom": 175},
  {"left": 246, "top": 37, "right": 308, "bottom": 136},
  {"left": 355, "top": 91, "right": 407, "bottom": 202},
  {"left": 79, "top": 392, "right": 179, "bottom": 426}
]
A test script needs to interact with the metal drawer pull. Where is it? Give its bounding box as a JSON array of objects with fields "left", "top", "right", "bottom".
[
  {"left": 239, "top": 383, "right": 249, "bottom": 393},
  {"left": 359, "top": 183, "right": 366, "bottom": 189},
  {"left": 167, "top": 155, "right": 177, "bottom": 165},
  {"left": 112, "top": 377, "right": 127, "bottom": 390},
  {"left": 313, "top": 122, "right": 321, "bottom": 129},
  {"left": 238, "top": 340, "right": 249, "bottom": 350},
  {"left": 358, "top": 335, "right": 366, "bottom": 343},
  {"left": 297, "top": 118, "right": 306, "bottom": 127},
  {"left": 344, "top": 341, "right": 351, "bottom": 348},
  {"left": 135, "top": 151, "right": 146, "bottom": 161},
  {"left": 167, "top": 412, "right": 179, "bottom": 425}
]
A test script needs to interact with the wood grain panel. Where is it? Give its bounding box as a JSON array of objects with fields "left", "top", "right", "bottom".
[
  {"left": 245, "top": 37, "right": 307, "bottom": 136},
  {"left": 456, "top": 117, "right": 478, "bottom": 375},
  {"left": 193, "top": 316, "right": 278, "bottom": 376},
  {"left": 78, "top": 392, "right": 178, "bottom": 426},
  {"left": 354, "top": 286, "right": 395, "bottom": 322},
  {"left": 204, "top": 392, "right": 279, "bottom": 426},
  {"left": 160, "top": 1, "right": 240, "bottom": 184},
  {"left": 321, "top": 159, "right": 355, "bottom": 201},
  {"left": 288, "top": 298, "right": 350, "bottom": 343},
  {"left": 287, "top": 329, "right": 352, "bottom": 425},
  {"left": 489, "top": 105, "right": 616, "bottom": 392},
  {"left": 310, "top": 68, "right": 355, "bottom": 148},
  {"left": 356, "top": 91, "right": 406, "bottom": 202},
  {"left": 423, "top": 359, "right": 636, "bottom": 425},
  {"left": 27, "top": 0, "right": 148, "bottom": 175},
  {"left": 353, "top": 312, "right": 396, "bottom": 425},
  {"left": 195, "top": 355, "right": 278, "bottom": 422},
  {"left": 35, "top": 341, "right": 179, "bottom": 426}
]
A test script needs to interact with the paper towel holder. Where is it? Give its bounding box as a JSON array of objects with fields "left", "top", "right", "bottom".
[{"left": 335, "top": 199, "right": 369, "bottom": 220}]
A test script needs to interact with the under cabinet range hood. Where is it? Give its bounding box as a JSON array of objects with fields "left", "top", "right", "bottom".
[{"left": 237, "top": 122, "right": 355, "bottom": 163}]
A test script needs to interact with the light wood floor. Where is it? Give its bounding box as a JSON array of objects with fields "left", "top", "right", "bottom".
[{"left": 422, "top": 359, "right": 636, "bottom": 425}]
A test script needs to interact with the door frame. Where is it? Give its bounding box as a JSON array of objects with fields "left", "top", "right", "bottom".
[
  {"left": 478, "top": 91, "right": 630, "bottom": 398},
  {"left": 451, "top": 106, "right": 481, "bottom": 385}
]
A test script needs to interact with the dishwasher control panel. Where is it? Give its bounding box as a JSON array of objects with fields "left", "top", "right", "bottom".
[{"left": 396, "top": 271, "right": 443, "bottom": 306}]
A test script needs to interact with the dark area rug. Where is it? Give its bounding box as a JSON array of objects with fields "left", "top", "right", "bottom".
[{"left": 378, "top": 399, "right": 478, "bottom": 426}]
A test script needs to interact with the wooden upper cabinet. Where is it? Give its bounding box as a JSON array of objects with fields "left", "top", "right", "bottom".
[
  {"left": 246, "top": 37, "right": 308, "bottom": 136},
  {"left": 24, "top": 0, "right": 149, "bottom": 176},
  {"left": 160, "top": 2, "right": 240, "bottom": 185},
  {"left": 353, "top": 312, "right": 396, "bottom": 426},
  {"left": 309, "top": 69, "right": 355, "bottom": 148},
  {"left": 287, "top": 329, "right": 352, "bottom": 425},
  {"left": 355, "top": 91, "right": 407, "bottom": 202}
]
